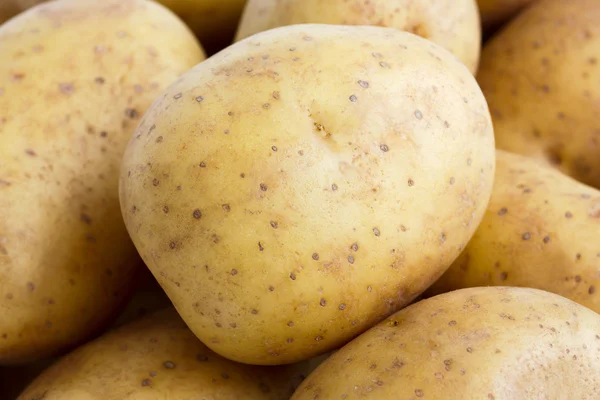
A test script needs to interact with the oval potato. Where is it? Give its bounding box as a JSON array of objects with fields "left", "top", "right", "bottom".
[
  {"left": 0, "top": 0, "right": 205, "bottom": 364},
  {"left": 119, "top": 24, "right": 495, "bottom": 365},
  {"left": 426, "top": 150, "right": 600, "bottom": 309},
  {"left": 292, "top": 287, "right": 600, "bottom": 399},
  {"left": 235, "top": 0, "right": 481, "bottom": 74},
  {"left": 477, "top": 0, "right": 600, "bottom": 189},
  {"left": 18, "top": 308, "right": 328, "bottom": 400}
]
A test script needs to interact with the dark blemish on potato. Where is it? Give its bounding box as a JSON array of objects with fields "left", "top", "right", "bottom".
[
  {"left": 290, "top": 272, "right": 296, "bottom": 280},
  {"left": 522, "top": 232, "right": 531, "bottom": 240},
  {"left": 231, "top": 269, "right": 238, "bottom": 276},
  {"left": 193, "top": 209, "right": 202, "bottom": 219},
  {"left": 141, "top": 379, "right": 151, "bottom": 387},
  {"left": 258, "top": 242, "right": 264, "bottom": 251},
  {"left": 149, "top": 371, "right": 157, "bottom": 377},
  {"left": 251, "top": 309, "right": 259, "bottom": 315},
  {"left": 440, "top": 233, "right": 446, "bottom": 243},
  {"left": 240, "top": 173, "right": 246, "bottom": 178},
  {"left": 27, "top": 282, "right": 35, "bottom": 292},
  {"left": 287, "top": 321, "right": 294, "bottom": 327},
  {"left": 95, "top": 77, "right": 105, "bottom": 84},
  {"left": 380, "top": 144, "right": 389, "bottom": 152},
  {"left": 589, "top": 286, "right": 596, "bottom": 295},
  {"left": 576, "top": 254, "right": 581, "bottom": 260},
  {"left": 379, "top": 61, "right": 390, "bottom": 68},
  {"left": 162, "top": 206, "right": 169, "bottom": 214},
  {"left": 212, "top": 234, "right": 220, "bottom": 244},
  {"left": 350, "top": 243, "right": 359, "bottom": 252},
  {"left": 272, "top": 91, "right": 280, "bottom": 100},
  {"left": 80, "top": 213, "right": 92, "bottom": 224},
  {"left": 59, "top": 83, "right": 74, "bottom": 94},
  {"left": 169, "top": 241, "right": 176, "bottom": 249},
  {"left": 100, "top": 131, "right": 107, "bottom": 138},
  {"left": 263, "top": 103, "right": 271, "bottom": 109},
  {"left": 222, "top": 204, "right": 231, "bottom": 212},
  {"left": 543, "top": 236, "right": 551, "bottom": 244},
  {"left": 500, "top": 272, "right": 508, "bottom": 281},
  {"left": 125, "top": 109, "right": 138, "bottom": 119},
  {"left": 260, "top": 183, "right": 268, "bottom": 191},
  {"left": 5, "top": 293, "right": 13, "bottom": 300},
  {"left": 466, "top": 347, "right": 473, "bottom": 353},
  {"left": 449, "top": 320, "right": 457, "bottom": 326},
  {"left": 25, "top": 149, "right": 37, "bottom": 157},
  {"left": 173, "top": 93, "right": 182, "bottom": 100},
  {"left": 367, "top": 285, "right": 373, "bottom": 292},
  {"left": 349, "top": 95, "right": 358, "bottom": 103},
  {"left": 414, "top": 110, "right": 423, "bottom": 120},
  {"left": 271, "top": 146, "right": 278, "bottom": 152},
  {"left": 196, "top": 96, "right": 204, "bottom": 103},
  {"left": 330, "top": 183, "right": 339, "bottom": 191},
  {"left": 373, "top": 227, "right": 381, "bottom": 236},
  {"left": 348, "top": 255, "right": 355, "bottom": 264},
  {"left": 230, "top": 322, "right": 237, "bottom": 328},
  {"left": 270, "top": 221, "right": 278, "bottom": 229},
  {"left": 163, "top": 361, "right": 176, "bottom": 369},
  {"left": 199, "top": 161, "right": 207, "bottom": 168},
  {"left": 339, "top": 303, "right": 346, "bottom": 310},
  {"left": 315, "top": 335, "right": 324, "bottom": 341},
  {"left": 268, "top": 285, "right": 275, "bottom": 292},
  {"left": 565, "top": 212, "right": 573, "bottom": 219},
  {"left": 298, "top": 150, "right": 304, "bottom": 156},
  {"left": 415, "top": 389, "right": 424, "bottom": 397},
  {"left": 320, "top": 298, "right": 327, "bottom": 307},
  {"left": 358, "top": 80, "right": 369, "bottom": 88},
  {"left": 498, "top": 208, "right": 508, "bottom": 216},
  {"left": 312, "top": 253, "right": 319, "bottom": 260},
  {"left": 408, "top": 179, "right": 415, "bottom": 187}
]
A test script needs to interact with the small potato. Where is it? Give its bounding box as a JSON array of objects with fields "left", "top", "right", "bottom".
[
  {"left": 477, "top": 0, "right": 600, "bottom": 189},
  {"left": 0, "top": 0, "right": 205, "bottom": 364},
  {"left": 477, "top": 0, "right": 538, "bottom": 30},
  {"left": 235, "top": 0, "right": 481, "bottom": 74},
  {"left": 18, "top": 308, "right": 328, "bottom": 400},
  {"left": 119, "top": 24, "right": 495, "bottom": 365},
  {"left": 292, "top": 287, "right": 600, "bottom": 399},
  {"left": 426, "top": 150, "right": 600, "bottom": 310}
]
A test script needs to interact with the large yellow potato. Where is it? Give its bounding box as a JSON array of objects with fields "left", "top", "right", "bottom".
[
  {"left": 119, "top": 24, "right": 495, "bottom": 365},
  {"left": 18, "top": 308, "right": 328, "bottom": 400},
  {"left": 426, "top": 151, "right": 600, "bottom": 308},
  {"left": 292, "top": 286, "right": 600, "bottom": 399},
  {"left": 235, "top": 0, "right": 481, "bottom": 74},
  {"left": 477, "top": 0, "right": 538, "bottom": 30},
  {"left": 478, "top": 0, "right": 600, "bottom": 189},
  {"left": 0, "top": 0, "right": 205, "bottom": 364},
  {"left": 157, "top": 0, "right": 247, "bottom": 55}
]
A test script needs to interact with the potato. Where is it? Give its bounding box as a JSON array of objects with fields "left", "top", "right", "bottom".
[
  {"left": 292, "top": 286, "right": 600, "bottom": 399},
  {"left": 18, "top": 308, "right": 329, "bottom": 400},
  {"left": 425, "top": 150, "right": 600, "bottom": 308},
  {"left": 477, "top": 0, "right": 600, "bottom": 189},
  {"left": 119, "top": 24, "right": 495, "bottom": 365},
  {"left": 477, "top": 0, "right": 538, "bottom": 30},
  {"left": 235, "top": 0, "right": 481, "bottom": 74},
  {"left": 0, "top": 0, "right": 205, "bottom": 364},
  {"left": 157, "top": 0, "right": 247, "bottom": 55}
]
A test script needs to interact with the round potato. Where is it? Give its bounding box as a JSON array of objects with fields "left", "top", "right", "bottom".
[
  {"left": 477, "top": 0, "right": 538, "bottom": 30},
  {"left": 0, "top": 0, "right": 205, "bottom": 364},
  {"left": 477, "top": 0, "right": 600, "bottom": 189},
  {"left": 18, "top": 308, "right": 328, "bottom": 400},
  {"left": 235, "top": 0, "right": 481, "bottom": 74},
  {"left": 292, "top": 286, "right": 600, "bottom": 399},
  {"left": 119, "top": 24, "right": 495, "bottom": 365},
  {"left": 426, "top": 150, "right": 600, "bottom": 309}
]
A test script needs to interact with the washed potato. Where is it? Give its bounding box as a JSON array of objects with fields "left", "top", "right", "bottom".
[
  {"left": 0, "top": 0, "right": 47, "bottom": 25},
  {"left": 426, "top": 151, "right": 600, "bottom": 308},
  {"left": 18, "top": 308, "right": 329, "bottom": 400},
  {"left": 235, "top": 0, "right": 481, "bottom": 74},
  {"left": 478, "top": 0, "right": 600, "bottom": 189},
  {"left": 157, "top": 0, "right": 247, "bottom": 55},
  {"left": 292, "top": 286, "right": 600, "bottom": 399},
  {"left": 119, "top": 24, "right": 495, "bottom": 365},
  {"left": 0, "top": 0, "right": 205, "bottom": 364},
  {"left": 477, "top": 0, "right": 538, "bottom": 30}
]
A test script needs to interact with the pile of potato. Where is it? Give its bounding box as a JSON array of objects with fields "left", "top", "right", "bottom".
[{"left": 1, "top": 0, "right": 599, "bottom": 399}]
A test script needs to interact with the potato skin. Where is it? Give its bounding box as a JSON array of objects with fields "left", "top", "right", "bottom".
[
  {"left": 120, "top": 24, "right": 495, "bottom": 365},
  {"left": 235, "top": 0, "right": 481, "bottom": 74},
  {"left": 292, "top": 287, "right": 600, "bottom": 400},
  {"left": 426, "top": 151, "right": 600, "bottom": 308},
  {"left": 0, "top": 0, "right": 205, "bottom": 364},
  {"left": 17, "top": 308, "right": 327, "bottom": 400},
  {"left": 477, "top": 0, "right": 600, "bottom": 189},
  {"left": 477, "top": 0, "right": 538, "bottom": 30}
]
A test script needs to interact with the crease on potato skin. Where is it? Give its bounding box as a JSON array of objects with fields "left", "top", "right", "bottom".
[
  {"left": 477, "top": 0, "right": 600, "bottom": 189},
  {"left": 0, "top": 0, "right": 205, "bottom": 364},
  {"left": 291, "top": 287, "right": 600, "bottom": 400},
  {"left": 426, "top": 150, "right": 600, "bottom": 314},
  {"left": 235, "top": 0, "right": 481, "bottom": 74},
  {"left": 120, "top": 24, "right": 495, "bottom": 366}
]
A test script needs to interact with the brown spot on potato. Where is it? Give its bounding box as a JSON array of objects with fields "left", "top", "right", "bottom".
[
  {"left": 141, "top": 379, "right": 151, "bottom": 387},
  {"left": 338, "top": 303, "right": 346, "bottom": 310},
  {"left": 59, "top": 83, "right": 74, "bottom": 94},
  {"left": 380, "top": 144, "right": 389, "bottom": 152},
  {"left": 125, "top": 108, "right": 138, "bottom": 119},
  {"left": 271, "top": 146, "right": 277, "bottom": 151},
  {"left": 163, "top": 361, "right": 176, "bottom": 369},
  {"left": 498, "top": 208, "right": 508, "bottom": 216},
  {"left": 290, "top": 272, "right": 296, "bottom": 280},
  {"left": 414, "top": 110, "right": 423, "bottom": 120},
  {"left": 173, "top": 93, "right": 182, "bottom": 99},
  {"left": 351, "top": 243, "right": 358, "bottom": 251},
  {"left": 25, "top": 149, "right": 37, "bottom": 157},
  {"left": 162, "top": 206, "right": 169, "bottom": 214},
  {"left": 195, "top": 96, "right": 204, "bottom": 103},
  {"left": 349, "top": 95, "right": 357, "bottom": 102},
  {"left": 408, "top": 179, "right": 415, "bottom": 187},
  {"left": 27, "top": 282, "right": 35, "bottom": 292},
  {"left": 169, "top": 241, "right": 176, "bottom": 249},
  {"left": 259, "top": 242, "right": 264, "bottom": 251},
  {"left": 222, "top": 204, "right": 231, "bottom": 212},
  {"left": 415, "top": 389, "right": 424, "bottom": 397},
  {"left": 251, "top": 309, "right": 259, "bottom": 315},
  {"left": 315, "top": 335, "right": 323, "bottom": 341},
  {"left": 260, "top": 183, "right": 268, "bottom": 191},
  {"left": 199, "top": 161, "right": 207, "bottom": 168},
  {"left": 152, "top": 178, "right": 160, "bottom": 186},
  {"left": 522, "top": 232, "right": 531, "bottom": 240},
  {"left": 565, "top": 211, "right": 573, "bottom": 219},
  {"left": 231, "top": 269, "right": 238, "bottom": 276},
  {"left": 373, "top": 227, "right": 381, "bottom": 236},
  {"left": 312, "top": 253, "right": 319, "bottom": 260},
  {"left": 332, "top": 183, "right": 338, "bottom": 191},
  {"left": 272, "top": 91, "right": 280, "bottom": 99},
  {"left": 589, "top": 286, "right": 596, "bottom": 295},
  {"left": 320, "top": 298, "right": 327, "bottom": 307},
  {"left": 80, "top": 213, "right": 92, "bottom": 224},
  {"left": 348, "top": 255, "right": 355, "bottom": 264},
  {"left": 95, "top": 77, "right": 105, "bottom": 84}
]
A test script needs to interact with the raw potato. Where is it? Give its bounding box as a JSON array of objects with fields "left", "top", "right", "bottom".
[
  {"left": 477, "top": 0, "right": 538, "bottom": 30},
  {"left": 119, "top": 24, "right": 495, "bottom": 365},
  {"left": 18, "top": 308, "right": 329, "bottom": 400},
  {"left": 426, "top": 150, "right": 600, "bottom": 307},
  {"left": 292, "top": 287, "right": 600, "bottom": 399},
  {"left": 0, "top": 0, "right": 205, "bottom": 364},
  {"left": 235, "top": 0, "right": 481, "bottom": 74},
  {"left": 157, "top": 0, "right": 247, "bottom": 55},
  {"left": 477, "top": 0, "right": 600, "bottom": 189}
]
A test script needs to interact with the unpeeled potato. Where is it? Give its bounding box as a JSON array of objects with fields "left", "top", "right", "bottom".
[
  {"left": 477, "top": 0, "right": 600, "bottom": 189},
  {"left": 235, "top": 0, "right": 481, "bottom": 74},
  {"left": 0, "top": 0, "right": 205, "bottom": 364},
  {"left": 18, "top": 308, "right": 329, "bottom": 400},
  {"left": 292, "top": 287, "right": 600, "bottom": 399}
]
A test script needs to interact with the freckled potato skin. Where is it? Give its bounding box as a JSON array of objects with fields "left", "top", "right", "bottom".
[
  {"left": 426, "top": 151, "right": 600, "bottom": 308},
  {"left": 120, "top": 24, "right": 495, "bottom": 365},
  {"left": 156, "top": 0, "right": 247, "bottom": 55},
  {"left": 292, "top": 287, "right": 600, "bottom": 400},
  {"left": 477, "top": 0, "right": 600, "bottom": 189},
  {"left": 0, "top": 0, "right": 205, "bottom": 364},
  {"left": 17, "top": 308, "right": 328, "bottom": 400},
  {"left": 235, "top": 0, "right": 481, "bottom": 74},
  {"left": 477, "top": 0, "right": 538, "bottom": 30}
]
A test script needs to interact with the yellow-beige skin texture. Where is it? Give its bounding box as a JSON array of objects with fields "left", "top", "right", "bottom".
[
  {"left": 120, "top": 24, "right": 495, "bottom": 365},
  {"left": 292, "top": 287, "right": 600, "bottom": 400},
  {"left": 0, "top": 0, "right": 205, "bottom": 364}
]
